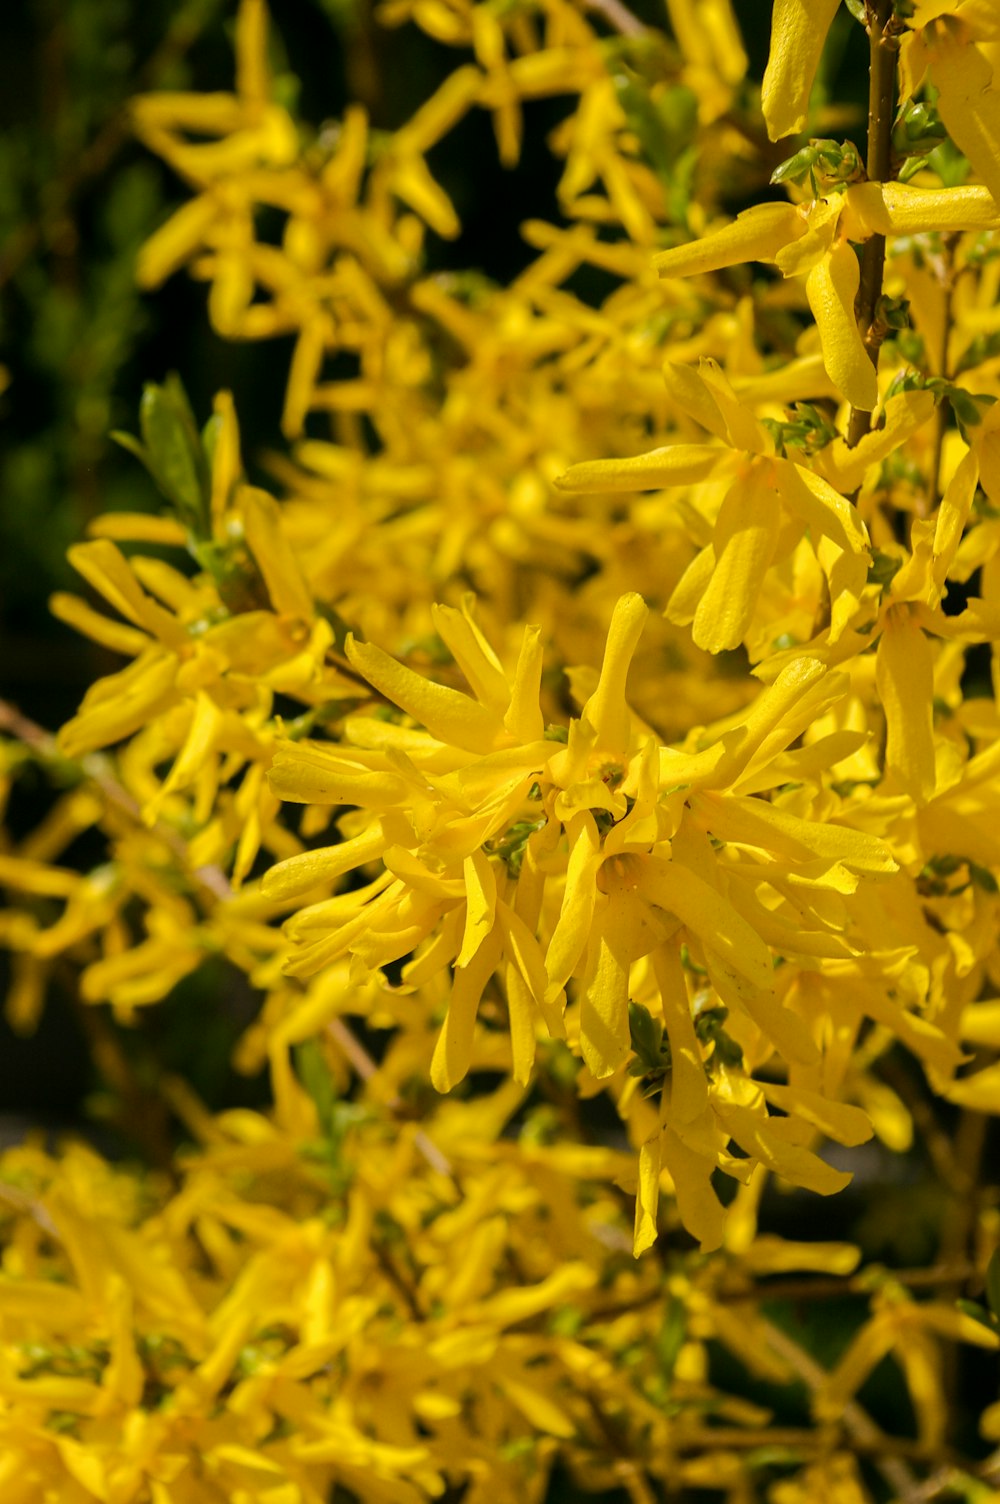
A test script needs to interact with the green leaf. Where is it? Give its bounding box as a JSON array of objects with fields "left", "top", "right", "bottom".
[
  {"left": 294, "top": 1039, "right": 336, "bottom": 1139},
  {"left": 956, "top": 1298, "right": 998, "bottom": 1332},
  {"left": 986, "top": 1248, "right": 1000, "bottom": 1319},
  {"left": 628, "top": 999, "right": 665, "bottom": 1069},
  {"left": 137, "top": 375, "right": 211, "bottom": 536}
]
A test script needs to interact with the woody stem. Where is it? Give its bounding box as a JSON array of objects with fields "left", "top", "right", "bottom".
[{"left": 847, "top": 0, "right": 899, "bottom": 447}]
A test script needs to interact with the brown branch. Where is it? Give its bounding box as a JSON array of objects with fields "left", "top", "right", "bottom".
[
  {"left": 0, "top": 698, "right": 231, "bottom": 902},
  {"left": 761, "top": 1316, "right": 918, "bottom": 1496},
  {"left": 847, "top": 0, "right": 900, "bottom": 447},
  {"left": 713, "top": 1260, "right": 978, "bottom": 1306},
  {"left": 582, "top": 0, "right": 648, "bottom": 37},
  {"left": 325, "top": 1017, "right": 454, "bottom": 1180}
]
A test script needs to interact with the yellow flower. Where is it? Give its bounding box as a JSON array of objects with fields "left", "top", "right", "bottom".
[{"left": 556, "top": 358, "right": 871, "bottom": 652}]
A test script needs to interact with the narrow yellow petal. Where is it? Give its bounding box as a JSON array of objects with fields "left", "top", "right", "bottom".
[
  {"left": 431, "top": 599, "right": 509, "bottom": 715},
  {"left": 582, "top": 593, "right": 648, "bottom": 753},
  {"left": 653, "top": 202, "right": 804, "bottom": 278},
  {"left": 875, "top": 606, "right": 936, "bottom": 802},
  {"left": 652, "top": 945, "right": 708, "bottom": 1124},
  {"left": 805, "top": 243, "right": 879, "bottom": 413},
  {"left": 263, "top": 824, "right": 390, "bottom": 899},
  {"left": 346, "top": 635, "right": 501, "bottom": 753},
  {"left": 633, "top": 1134, "right": 662, "bottom": 1257},
  {"left": 241, "top": 487, "right": 313, "bottom": 618},
  {"left": 580, "top": 912, "right": 631, "bottom": 1079},
  {"left": 68, "top": 539, "right": 188, "bottom": 648},
  {"left": 430, "top": 931, "right": 504, "bottom": 1092},
  {"left": 693, "top": 466, "right": 781, "bottom": 653},
  {"left": 642, "top": 855, "right": 774, "bottom": 991},
  {"left": 693, "top": 790, "right": 897, "bottom": 874},
  {"left": 758, "top": 1083, "right": 873, "bottom": 1146},
  {"left": 932, "top": 451, "right": 979, "bottom": 600},
  {"left": 235, "top": 0, "right": 269, "bottom": 104},
  {"left": 144, "top": 691, "right": 221, "bottom": 822},
  {"left": 268, "top": 743, "right": 410, "bottom": 807},
  {"left": 555, "top": 444, "right": 723, "bottom": 494},
  {"left": 503, "top": 624, "right": 544, "bottom": 743},
  {"left": 49, "top": 592, "right": 149, "bottom": 656},
  {"left": 457, "top": 849, "right": 498, "bottom": 967},
  {"left": 846, "top": 180, "right": 1000, "bottom": 237},
  {"left": 716, "top": 1101, "right": 852, "bottom": 1195},
  {"left": 660, "top": 1124, "right": 726, "bottom": 1251},
  {"left": 761, "top": 0, "right": 841, "bottom": 139},
  {"left": 927, "top": 30, "right": 1000, "bottom": 202}
]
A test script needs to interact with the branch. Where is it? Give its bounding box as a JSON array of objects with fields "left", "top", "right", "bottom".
[
  {"left": 760, "top": 1315, "right": 918, "bottom": 1496},
  {"left": 847, "top": 0, "right": 900, "bottom": 447}
]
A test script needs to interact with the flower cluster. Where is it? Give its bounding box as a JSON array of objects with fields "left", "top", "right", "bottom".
[{"left": 4, "top": 0, "right": 1000, "bottom": 1497}]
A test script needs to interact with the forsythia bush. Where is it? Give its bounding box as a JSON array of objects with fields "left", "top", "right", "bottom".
[{"left": 3, "top": 0, "right": 1000, "bottom": 1497}]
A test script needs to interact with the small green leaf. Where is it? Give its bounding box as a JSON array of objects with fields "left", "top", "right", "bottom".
[
  {"left": 986, "top": 1248, "right": 1000, "bottom": 1319},
  {"left": 628, "top": 999, "right": 665, "bottom": 1069},
  {"left": 294, "top": 1039, "right": 336, "bottom": 1138},
  {"left": 956, "top": 1298, "right": 998, "bottom": 1332},
  {"left": 137, "top": 375, "right": 211, "bottom": 536}
]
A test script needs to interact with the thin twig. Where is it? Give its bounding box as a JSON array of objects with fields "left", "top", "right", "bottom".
[
  {"left": 0, "top": 1182, "right": 60, "bottom": 1240},
  {"left": 761, "top": 1315, "right": 918, "bottom": 1495},
  {"left": 583, "top": 0, "right": 648, "bottom": 37},
  {"left": 847, "top": 0, "right": 900, "bottom": 447},
  {"left": 325, "top": 1017, "right": 454, "bottom": 1179}
]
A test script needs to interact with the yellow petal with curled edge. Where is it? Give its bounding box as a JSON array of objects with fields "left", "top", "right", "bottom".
[
  {"left": 641, "top": 854, "right": 774, "bottom": 991},
  {"left": 933, "top": 450, "right": 978, "bottom": 599},
  {"left": 58, "top": 649, "right": 179, "bottom": 759},
  {"left": 346, "top": 635, "right": 501, "bottom": 753},
  {"left": 815, "top": 388, "right": 936, "bottom": 496},
  {"left": 580, "top": 911, "right": 631, "bottom": 1079},
  {"left": 498, "top": 905, "right": 544, "bottom": 1084},
  {"left": 660, "top": 1123, "right": 726, "bottom": 1251},
  {"left": 974, "top": 400, "right": 1000, "bottom": 502},
  {"left": 144, "top": 691, "right": 221, "bottom": 824},
  {"left": 581, "top": 592, "right": 648, "bottom": 754},
  {"left": 431, "top": 930, "right": 505, "bottom": 1092},
  {"left": 693, "top": 465, "right": 781, "bottom": 653},
  {"left": 927, "top": 28, "right": 1000, "bottom": 203},
  {"left": 761, "top": 0, "right": 841, "bottom": 139},
  {"left": 268, "top": 744, "right": 410, "bottom": 807},
  {"left": 757, "top": 1082, "right": 872, "bottom": 1147},
  {"left": 633, "top": 1134, "right": 661, "bottom": 1257},
  {"left": 554, "top": 443, "right": 725, "bottom": 494},
  {"left": 135, "top": 194, "right": 218, "bottom": 289},
  {"left": 503, "top": 624, "right": 544, "bottom": 743},
  {"left": 68, "top": 539, "right": 188, "bottom": 648},
  {"left": 692, "top": 790, "right": 896, "bottom": 874},
  {"left": 845, "top": 180, "right": 1000, "bottom": 238},
  {"left": 652, "top": 944, "right": 708, "bottom": 1124},
  {"left": 806, "top": 242, "right": 879, "bottom": 413},
  {"left": 241, "top": 487, "right": 313, "bottom": 619},
  {"left": 876, "top": 606, "right": 936, "bottom": 803},
  {"left": 49, "top": 592, "right": 150, "bottom": 657},
  {"left": 653, "top": 202, "right": 804, "bottom": 278},
  {"left": 456, "top": 848, "right": 497, "bottom": 968},
  {"left": 545, "top": 812, "right": 601, "bottom": 998},
  {"left": 432, "top": 598, "right": 509, "bottom": 715},
  {"left": 715, "top": 1101, "right": 852, "bottom": 1195},
  {"left": 263, "top": 823, "right": 390, "bottom": 900},
  {"left": 942, "top": 1060, "right": 1000, "bottom": 1112}
]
